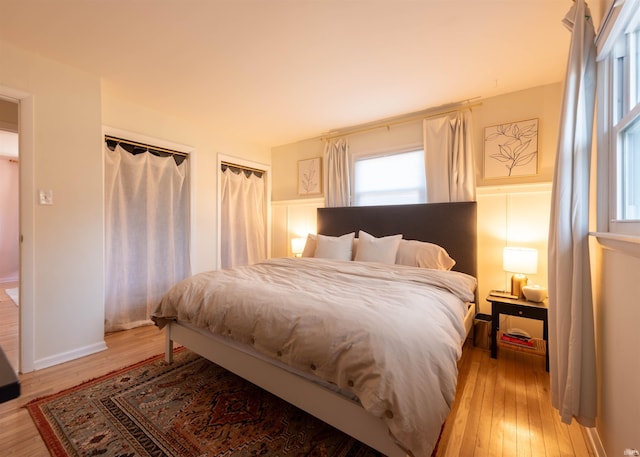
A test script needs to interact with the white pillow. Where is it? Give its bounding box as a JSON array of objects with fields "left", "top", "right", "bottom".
[
  {"left": 314, "top": 233, "right": 355, "bottom": 260},
  {"left": 354, "top": 230, "right": 402, "bottom": 264},
  {"left": 395, "top": 239, "right": 456, "bottom": 270},
  {"left": 301, "top": 233, "right": 317, "bottom": 257}
]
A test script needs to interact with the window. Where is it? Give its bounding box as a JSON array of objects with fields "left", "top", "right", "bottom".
[
  {"left": 619, "top": 116, "right": 640, "bottom": 220},
  {"left": 599, "top": 0, "right": 640, "bottom": 235},
  {"left": 352, "top": 149, "right": 426, "bottom": 206}
]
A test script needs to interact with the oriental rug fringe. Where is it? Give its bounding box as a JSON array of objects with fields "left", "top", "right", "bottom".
[{"left": 25, "top": 349, "right": 384, "bottom": 457}]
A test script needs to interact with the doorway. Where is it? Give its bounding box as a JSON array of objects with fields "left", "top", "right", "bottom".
[
  {"left": 0, "top": 99, "right": 19, "bottom": 371},
  {"left": 0, "top": 87, "right": 35, "bottom": 374}
]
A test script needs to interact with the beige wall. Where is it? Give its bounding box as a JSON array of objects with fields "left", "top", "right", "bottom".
[
  {"left": 476, "top": 183, "right": 551, "bottom": 336},
  {"left": 591, "top": 238, "right": 640, "bottom": 455},
  {"left": 271, "top": 198, "right": 324, "bottom": 258},
  {"left": 272, "top": 83, "right": 561, "bottom": 200},
  {"left": 474, "top": 84, "right": 561, "bottom": 186},
  {"left": 1, "top": 39, "right": 105, "bottom": 369},
  {"left": 272, "top": 138, "right": 324, "bottom": 201},
  {"left": 474, "top": 86, "right": 559, "bottom": 334}
]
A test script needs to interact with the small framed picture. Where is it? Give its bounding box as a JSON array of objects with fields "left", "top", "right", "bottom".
[
  {"left": 484, "top": 118, "right": 539, "bottom": 179},
  {"left": 298, "top": 157, "right": 322, "bottom": 195}
]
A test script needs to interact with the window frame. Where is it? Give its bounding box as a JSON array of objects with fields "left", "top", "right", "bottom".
[
  {"left": 350, "top": 144, "right": 426, "bottom": 207},
  {"left": 597, "top": 0, "right": 640, "bottom": 236}
]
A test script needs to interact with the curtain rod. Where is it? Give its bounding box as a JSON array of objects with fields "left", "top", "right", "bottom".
[
  {"left": 319, "top": 97, "right": 482, "bottom": 141},
  {"left": 221, "top": 160, "right": 266, "bottom": 175},
  {"left": 105, "top": 135, "right": 189, "bottom": 157}
]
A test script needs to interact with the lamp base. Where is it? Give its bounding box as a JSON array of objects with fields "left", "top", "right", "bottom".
[{"left": 510, "top": 274, "right": 528, "bottom": 299}]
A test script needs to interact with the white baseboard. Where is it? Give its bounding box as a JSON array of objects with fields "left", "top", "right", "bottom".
[
  {"left": 33, "top": 340, "right": 107, "bottom": 371},
  {"left": 584, "top": 426, "right": 607, "bottom": 457},
  {"left": 0, "top": 275, "right": 19, "bottom": 285}
]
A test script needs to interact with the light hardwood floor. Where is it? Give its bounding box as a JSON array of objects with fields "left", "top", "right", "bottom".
[
  {"left": 0, "top": 284, "right": 19, "bottom": 370},
  {"left": 437, "top": 340, "right": 594, "bottom": 457},
  {"left": 0, "top": 304, "right": 593, "bottom": 457}
]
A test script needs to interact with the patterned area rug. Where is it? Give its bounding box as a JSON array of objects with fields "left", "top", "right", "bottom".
[{"left": 26, "top": 349, "right": 383, "bottom": 457}]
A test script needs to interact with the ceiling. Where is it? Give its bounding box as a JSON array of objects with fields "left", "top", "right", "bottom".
[{"left": 0, "top": 1, "right": 573, "bottom": 148}]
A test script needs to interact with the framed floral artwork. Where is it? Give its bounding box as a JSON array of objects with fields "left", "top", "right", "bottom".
[
  {"left": 298, "top": 157, "right": 322, "bottom": 195},
  {"left": 483, "top": 118, "right": 539, "bottom": 179}
]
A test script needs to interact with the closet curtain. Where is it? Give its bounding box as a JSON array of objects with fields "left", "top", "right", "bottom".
[
  {"left": 104, "top": 144, "right": 190, "bottom": 332},
  {"left": 220, "top": 167, "right": 266, "bottom": 268},
  {"left": 423, "top": 110, "right": 476, "bottom": 202},
  {"left": 548, "top": 0, "right": 597, "bottom": 426},
  {"left": 325, "top": 139, "right": 350, "bottom": 207}
]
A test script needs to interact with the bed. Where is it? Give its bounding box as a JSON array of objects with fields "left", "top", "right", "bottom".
[{"left": 153, "top": 201, "right": 477, "bottom": 457}]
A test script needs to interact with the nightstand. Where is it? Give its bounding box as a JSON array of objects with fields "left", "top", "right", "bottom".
[{"left": 487, "top": 295, "right": 549, "bottom": 371}]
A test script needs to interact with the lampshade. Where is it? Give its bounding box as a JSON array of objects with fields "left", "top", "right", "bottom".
[
  {"left": 291, "top": 237, "right": 306, "bottom": 256},
  {"left": 503, "top": 247, "right": 538, "bottom": 274}
]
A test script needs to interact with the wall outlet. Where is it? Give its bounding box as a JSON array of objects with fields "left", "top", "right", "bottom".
[{"left": 38, "top": 189, "right": 53, "bottom": 205}]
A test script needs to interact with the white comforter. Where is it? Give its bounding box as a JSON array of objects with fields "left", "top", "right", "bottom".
[{"left": 153, "top": 257, "right": 477, "bottom": 457}]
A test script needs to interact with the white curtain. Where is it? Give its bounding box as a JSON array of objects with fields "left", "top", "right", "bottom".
[
  {"left": 0, "top": 158, "right": 19, "bottom": 283},
  {"left": 325, "top": 139, "right": 350, "bottom": 207},
  {"left": 423, "top": 110, "right": 476, "bottom": 202},
  {"left": 105, "top": 144, "right": 190, "bottom": 332},
  {"left": 548, "top": 0, "right": 597, "bottom": 426},
  {"left": 220, "top": 167, "right": 266, "bottom": 268}
]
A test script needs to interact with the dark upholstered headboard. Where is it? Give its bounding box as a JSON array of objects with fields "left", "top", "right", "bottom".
[{"left": 317, "top": 202, "right": 477, "bottom": 278}]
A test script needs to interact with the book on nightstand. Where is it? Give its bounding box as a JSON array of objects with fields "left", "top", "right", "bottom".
[
  {"left": 489, "top": 290, "right": 519, "bottom": 300},
  {"left": 500, "top": 333, "right": 534, "bottom": 347}
]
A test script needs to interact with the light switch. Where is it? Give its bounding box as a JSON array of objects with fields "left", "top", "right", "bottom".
[{"left": 38, "top": 189, "right": 53, "bottom": 205}]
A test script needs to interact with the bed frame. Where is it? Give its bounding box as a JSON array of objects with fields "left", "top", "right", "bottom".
[{"left": 164, "top": 201, "right": 477, "bottom": 457}]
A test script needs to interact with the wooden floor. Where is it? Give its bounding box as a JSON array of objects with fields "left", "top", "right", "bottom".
[
  {"left": 0, "top": 284, "right": 19, "bottom": 370},
  {"left": 0, "top": 297, "right": 593, "bottom": 457},
  {"left": 436, "top": 340, "right": 594, "bottom": 457}
]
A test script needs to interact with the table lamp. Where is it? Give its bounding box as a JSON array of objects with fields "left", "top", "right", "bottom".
[
  {"left": 291, "top": 237, "right": 306, "bottom": 257},
  {"left": 503, "top": 247, "right": 538, "bottom": 299}
]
